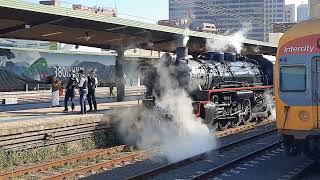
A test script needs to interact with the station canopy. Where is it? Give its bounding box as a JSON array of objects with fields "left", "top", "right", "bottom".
[{"left": 0, "top": 0, "right": 277, "bottom": 55}]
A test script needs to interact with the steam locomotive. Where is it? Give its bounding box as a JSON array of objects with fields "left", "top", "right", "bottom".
[{"left": 144, "top": 47, "right": 274, "bottom": 130}]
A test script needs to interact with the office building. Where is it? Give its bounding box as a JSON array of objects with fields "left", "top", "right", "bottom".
[
  {"left": 309, "top": 0, "right": 320, "bottom": 19},
  {"left": 169, "top": 0, "right": 285, "bottom": 41},
  {"left": 284, "top": 4, "right": 295, "bottom": 23},
  {"left": 72, "top": 4, "right": 117, "bottom": 17},
  {"left": 297, "top": 4, "right": 310, "bottom": 21}
]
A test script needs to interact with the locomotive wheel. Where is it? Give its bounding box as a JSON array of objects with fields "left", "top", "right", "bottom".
[
  {"left": 231, "top": 102, "right": 243, "bottom": 128},
  {"left": 231, "top": 118, "right": 242, "bottom": 128},
  {"left": 207, "top": 122, "right": 219, "bottom": 131},
  {"left": 217, "top": 120, "right": 231, "bottom": 131},
  {"left": 242, "top": 99, "right": 252, "bottom": 125}
]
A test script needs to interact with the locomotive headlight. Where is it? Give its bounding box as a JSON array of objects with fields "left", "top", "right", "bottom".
[{"left": 299, "top": 111, "right": 309, "bottom": 121}]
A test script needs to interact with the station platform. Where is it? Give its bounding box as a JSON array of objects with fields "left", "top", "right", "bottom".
[
  {"left": 0, "top": 86, "right": 146, "bottom": 104},
  {"left": 0, "top": 98, "right": 142, "bottom": 150}
]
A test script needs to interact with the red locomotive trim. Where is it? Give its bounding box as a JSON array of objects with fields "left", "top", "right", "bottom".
[{"left": 194, "top": 85, "right": 273, "bottom": 103}]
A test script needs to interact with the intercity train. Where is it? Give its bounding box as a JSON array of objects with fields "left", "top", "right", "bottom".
[{"left": 275, "top": 20, "right": 320, "bottom": 159}]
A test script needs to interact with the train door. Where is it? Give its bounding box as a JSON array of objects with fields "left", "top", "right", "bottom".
[{"left": 314, "top": 58, "right": 320, "bottom": 128}]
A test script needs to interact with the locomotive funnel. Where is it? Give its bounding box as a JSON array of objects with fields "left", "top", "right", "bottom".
[{"left": 176, "top": 47, "right": 188, "bottom": 60}]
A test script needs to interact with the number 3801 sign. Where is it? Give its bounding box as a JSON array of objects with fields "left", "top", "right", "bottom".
[{"left": 54, "top": 66, "right": 84, "bottom": 78}]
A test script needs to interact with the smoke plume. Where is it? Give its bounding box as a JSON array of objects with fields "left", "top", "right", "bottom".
[
  {"left": 182, "top": 29, "right": 190, "bottom": 47},
  {"left": 116, "top": 55, "right": 216, "bottom": 163},
  {"left": 206, "top": 23, "right": 252, "bottom": 53}
]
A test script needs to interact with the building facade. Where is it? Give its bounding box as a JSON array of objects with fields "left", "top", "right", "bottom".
[
  {"left": 297, "top": 4, "right": 310, "bottom": 21},
  {"left": 72, "top": 4, "right": 117, "bottom": 17},
  {"left": 309, "top": 0, "right": 320, "bottom": 19},
  {"left": 284, "top": 4, "right": 295, "bottom": 23},
  {"left": 169, "top": 0, "right": 285, "bottom": 41},
  {"left": 268, "top": 22, "right": 297, "bottom": 43}
]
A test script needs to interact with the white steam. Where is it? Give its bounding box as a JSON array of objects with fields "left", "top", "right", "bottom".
[
  {"left": 182, "top": 29, "right": 190, "bottom": 47},
  {"left": 116, "top": 55, "right": 216, "bottom": 163},
  {"left": 264, "top": 90, "right": 276, "bottom": 120},
  {"left": 206, "top": 23, "right": 252, "bottom": 53}
]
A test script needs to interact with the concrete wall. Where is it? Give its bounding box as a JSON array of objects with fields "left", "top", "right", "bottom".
[{"left": 269, "top": 33, "right": 283, "bottom": 44}]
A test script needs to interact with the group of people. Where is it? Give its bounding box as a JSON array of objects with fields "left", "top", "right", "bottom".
[{"left": 50, "top": 69, "right": 99, "bottom": 115}]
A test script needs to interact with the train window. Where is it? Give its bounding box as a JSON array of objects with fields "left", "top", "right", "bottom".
[{"left": 280, "top": 65, "right": 306, "bottom": 92}]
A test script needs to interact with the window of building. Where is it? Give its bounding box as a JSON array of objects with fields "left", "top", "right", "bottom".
[{"left": 280, "top": 65, "right": 306, "bottom": 92}]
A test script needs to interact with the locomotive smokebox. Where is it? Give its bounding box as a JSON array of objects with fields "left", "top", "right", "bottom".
[
  {"left": 176, "top": 47, "right": 189, "bottom": 60},
  {"left": 206, "top": 52, "right": 224, "bottom": 61},
  {"left": 224, "top": 52, "right": 236, "bottom": 62}
]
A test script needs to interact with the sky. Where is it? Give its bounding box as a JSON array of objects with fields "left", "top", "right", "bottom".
[
  {"left": 24, "top": 0, "right": 308, "bottom": 23},
  {"left": 23, "top": 0, "right": 169, "bottom": 23}
]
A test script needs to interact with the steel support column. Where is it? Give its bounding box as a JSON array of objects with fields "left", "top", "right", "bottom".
[{"left": 116, "top": 49, "right": 125, "bottom": 102}]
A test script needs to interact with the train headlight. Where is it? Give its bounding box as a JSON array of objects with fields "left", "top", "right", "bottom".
[{"left": 299, "top": 111, "right": 309, "bottom": 121}]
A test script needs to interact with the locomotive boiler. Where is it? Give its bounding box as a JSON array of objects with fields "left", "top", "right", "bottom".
[{"left": 144, "top": 47, "right": 274, "bottom": 130}]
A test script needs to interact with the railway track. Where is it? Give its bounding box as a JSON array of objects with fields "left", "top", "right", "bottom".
[
  {"left": 127, "top": 127, "right": 279, "bottom": 180},
  {"left": 0, "top": 121, "right": 274, "bottom": 179},
  {"left": 191, "top": 140, "right": 281, "bottom": 179},
  {"left": 286, "top": 160, "right": 317, "bottom": 180},
  {"left": 0, "top": 112, "right": 274, "bottom": 151},
  {"left": 215, "top": 118, "right": 274, "bottom": 138},
  {"left": 0, "top": 145, "right": 152, "bottom": 180},
  {"left": 0, "top": 119, "right": 275, "bottom": 180},
  {"left": 0, "top": 121, "right": 114, "bottom": 150}
]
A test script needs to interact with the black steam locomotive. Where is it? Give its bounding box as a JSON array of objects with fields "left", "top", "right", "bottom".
[{"left": 144, "top": 47, "right": 274, "bottom": 130}]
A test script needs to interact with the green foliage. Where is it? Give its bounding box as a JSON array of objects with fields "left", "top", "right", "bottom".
[{"left": 0, "top": 132, "right": 118, "bottom": 171}]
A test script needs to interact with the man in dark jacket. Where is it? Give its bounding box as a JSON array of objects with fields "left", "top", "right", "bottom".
[
  {"left": 63, "top": 70, "right": 78, "bottom": 112},
  {"left": 87, "top": 69, "right": 98, "bottom": 112}
]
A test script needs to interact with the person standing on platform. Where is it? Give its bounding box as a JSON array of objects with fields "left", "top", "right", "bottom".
[
  {"left": 50, "top": 75, "right": 62, "bottom": 107},
  {"left": 78, "top": 70, "right": 88, "bottom": 114},
  {"left": 63, "top": 70, "right": 78, "bottom": 112},
  {"left": 87, "top": 69, "right": 98, "bottom": 112},
  {"left": 109, "top": 84, "right": 114, "bottom": 96}
]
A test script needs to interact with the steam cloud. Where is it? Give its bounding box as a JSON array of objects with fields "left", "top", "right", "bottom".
[
  {"left": 182, "top": 29, "right": 190, "bottom": 47},
  {"left": 116, "top": 55, "right": 216, "bottom": 163},
  {"left": 115, "top": 22, "right": 260, "bottom": 163},
  {"left": 206, "top": 23, "right": 252, "bottom": 53},
  {"left": 264, "top": 90, "right": 276, "bottom": 120}
]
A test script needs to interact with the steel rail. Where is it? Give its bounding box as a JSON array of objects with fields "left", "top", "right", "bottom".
[
  {"left": 127, "top": 127, "right": 277, "bottom": 180},
  {"left": 191, "top": 141, "right": 281, "bottom": 179},
  {"left": 215, "top": 118, "right": 274, "bottom": 137},
  {"left": 0, "top": 145, "right": 126, "bottom": 179},
  {"left": 288, "top": 160, "right": 316, "bottom": 180},
  {"left": 43, "top": 151, "right": 145, "bottom": 180},
  {"left": 0, "top": 119, "right": 275, "bottom": 179},
  {"left": 1, "top": 127, "right": 113, "bottom": 150}
]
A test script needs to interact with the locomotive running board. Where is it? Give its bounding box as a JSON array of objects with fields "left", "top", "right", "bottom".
[{"left": 206, "top": 85, "right": 273, "bottom": 93}]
